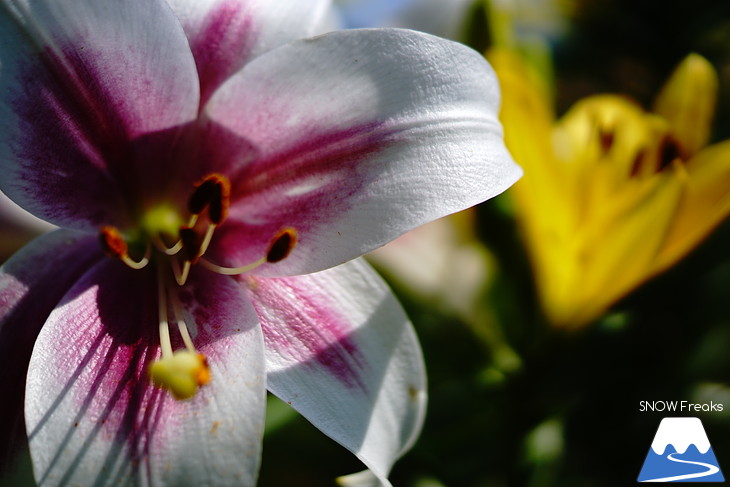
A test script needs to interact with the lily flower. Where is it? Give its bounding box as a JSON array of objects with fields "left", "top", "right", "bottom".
[
  {"left": 0, "top": 0, "right": 520, "bottom": 485},
  {"left": 491, "top": 48, "right": 730, "bottom": 328}
]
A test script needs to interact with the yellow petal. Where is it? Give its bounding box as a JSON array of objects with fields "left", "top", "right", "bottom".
[
  {"left": 542, "top": 171, "right": 683, "bottom": 328},
  {"left": 553, "top": 95, "right": 650, "bottom": 179},
  {"left": 653, "top": 140, "right": 730, "bottom": 272},
  {"left": 529, "top": 95, "right": 683, "bottom": 328},
  {"left": 653, "top": 53, "right": 718, "bottom": 157},
  {"left": 488, "top": 48, "right": 575, "bottom": 269},
  {"left": 489, "top": 49, "right": 579, "bottom": 313},
  {"left": 488, "top": 48, "right": 555, "bottom": 174}
]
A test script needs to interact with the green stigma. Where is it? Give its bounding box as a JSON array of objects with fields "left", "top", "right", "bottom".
[{"left": 142, "top": 204, "right": 184, "bottom": 239}]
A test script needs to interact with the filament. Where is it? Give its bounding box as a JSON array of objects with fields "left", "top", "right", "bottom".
[
  {"left": 170, "top": 291, "right": 196, "bottom": 353},
  {"left": 152, "top": 234, "right": 183, "bottom": 256},
  {"left": 198, "top": 256, "right": 266, "bottom": 275},
  {"left": 157, "top": 264, "right": 173, "bottom": 358}
]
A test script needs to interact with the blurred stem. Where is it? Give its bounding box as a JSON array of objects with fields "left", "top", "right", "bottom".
[
  {"left": 264, "top": 393, "right": 299, "bottom": 436},
  {"left": 463, "top": 299, "right": 523, "bottom": 375}
]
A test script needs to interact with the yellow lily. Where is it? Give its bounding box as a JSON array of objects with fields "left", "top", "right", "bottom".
[{"left": 490, "top": 49, "right": 730, "bottom": 328}]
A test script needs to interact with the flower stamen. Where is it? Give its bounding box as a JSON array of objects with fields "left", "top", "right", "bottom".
[
  {"left": 198, "top": 256, "right": 266, "bottom": 275},
  {"left": 152, "top": 234, "right": 183, "bottom": 256},
  {"left": 657, "top": 135, "right": 684, "bottom": 171},
  {"left": 188, "top": 173, "right": 231, "bottom": 224},
  {"left": 99, "top": 226, "right": 150, "bottom": 270},
  {"left": 157, "top": 264, "right": 173, "bottom": 359},
  {"left": 266, "top": 227, "right": 298, "bottom": 263},
  {"left": 170, "top": 290, "right": 196, "bottom": 353},
  {"left": 171, "top": 258, "right": 192, "bottom": 286},
  {"left": 197, "top": 223, "right": 217, "bottom": 259},
  {"left": 97, "top": 177, "right": 294, "bottom": 400},
  {"left": 149, "top": 351, "right": 211, "bottom": 400},
  {"left": 199, "top": 227, "right": 298, "bottom": 275},
  {"left": 151, "top": 262, "right": 211, "bottom": 400}
]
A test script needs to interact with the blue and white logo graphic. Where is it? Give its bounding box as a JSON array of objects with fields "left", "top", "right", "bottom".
[{"left": 638, "top": 417, "right": 724, "bottom": 482}]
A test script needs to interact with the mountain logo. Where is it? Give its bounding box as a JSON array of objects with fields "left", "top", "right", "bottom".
[{"left": 638, "top": 417, "right": 724, "bottom": 482}]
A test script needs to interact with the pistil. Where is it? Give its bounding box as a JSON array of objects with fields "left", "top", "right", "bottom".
[
  {"left": 98, "top": 173, "right": 298, "bottom": 400},
  {"left": 156, "top": 263, "right": 173, "bottom": 359},
  {"left": 150, "top": 261, "right": 211, "bottom": 400}
]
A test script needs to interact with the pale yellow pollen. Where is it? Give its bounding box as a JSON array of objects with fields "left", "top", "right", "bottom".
[{"left": 149, "top": 351, "right": 211, "bottom": 401}]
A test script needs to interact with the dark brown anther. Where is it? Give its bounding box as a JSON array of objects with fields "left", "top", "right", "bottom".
[
  {"left": 598, "top": 127, "right": 615, "bottom": 155},
  {"left": 629, "top": 149, "right": 647, "bottom": 178},
  {"left": 99, "top": 226, "right": 128, "bottom": 259},
  {"left": 179, "top": 227, "right": 203, "bottom": 262},
  {"left": 657, "top": 136, "right": 683, "bottom": 171},
  {"left": 266, "top": 228, "right": 298, "bottom": 263},
  {"left": 188, "top": 173, "right": 231, "bottom": 224},
  {"left": 208, "top": 190, "right": 230, "bottom": 225}
]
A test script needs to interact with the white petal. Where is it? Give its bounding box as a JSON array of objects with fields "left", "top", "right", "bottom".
[
  {"left": 25, "top": 264, "right": 266, "bottom": 486},
  {"left": 0, "top": 0, "right": 200, "bottom": 229},
  {"left": 166, "top": 0, "right": 332, "bottom": 103},
  {"left": 244, "top": 259, "right": 426, "bottom": 483},
  {"left": 205, "top": 28, "right": 521, "bottom": 276},
  {"left": 0, "top": 230, "right": 101, "bottom": 472}
]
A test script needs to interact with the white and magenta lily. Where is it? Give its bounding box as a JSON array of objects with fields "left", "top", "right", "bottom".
[{"left": 0, "top": 0, "right": 521, "bottom": 485}]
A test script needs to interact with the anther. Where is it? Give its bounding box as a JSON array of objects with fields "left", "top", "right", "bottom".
[
  {"left": 179, "top": 227, "right": 203, "bottom": 262},
  {"left": 198, "top": 227, "right": 299, "bottom": 275},
  {"left": 99, "top": 226, "right": 150, "bottom": 270},
  {"left": 629, "top": 149, "right": 647, "bottom": 178},
  {"left": 99, "top": 226, "right": 127, "bottom": 259},
  {"left": 267, "top": 227, "right": 298, "bottom": 263},
  {"left": 657, "top": 135, "right": 684, "bottom": 171},
  {"left": 598, "top": 127, "right": 615, "bottom": 155},
  {"left": 188, "top": 173, "right": 231, "bottom": 224}
]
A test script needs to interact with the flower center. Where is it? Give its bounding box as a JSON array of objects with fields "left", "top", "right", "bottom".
[{"left": 98, "top": 173, "right": 297, "bottom": 400}]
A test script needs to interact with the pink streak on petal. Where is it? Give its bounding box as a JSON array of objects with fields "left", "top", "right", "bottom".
[
  {"left": 128, "top": 119, "right": 258, "bottom": 212},
  {"left": 0, "top": 231, "right": 100, "bottom": 470},
  {"left": 36, "top": 263, "right": 250, "bottom": 477},
  {"left": 207, "top": 122, "right": 391, "bottom": 271},
  {"left": 7, "top": 51, "right": 132, "bottom": 229},
  {"left": 8, "top": 41, "right": 255, "bottom": 227},
  {"left": 35, "top": 263, "right": 168, "bottom": 477},
  {"left": 244, "top": 275, "right": 367, "bottom": 390},
  {"left": 188, "top": 2, "right": 255, "bottom": 106}
]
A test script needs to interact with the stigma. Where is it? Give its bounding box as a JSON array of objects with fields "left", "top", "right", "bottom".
[
  {"left": 97, "top": 173, "right": 298, "bottom": 400},
  {"left": 150, "top": 351, "right": 211, "bottom": 401}
]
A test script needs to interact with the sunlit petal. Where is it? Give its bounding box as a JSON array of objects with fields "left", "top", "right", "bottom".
[
  {"left": 205, "top": 29, "right": 520, "bottom": 276},
  {"left": 26, "top": 264, "right": 265, "bottom": 486},
  {"left": 167, "top": 0, "right": 332, "bottom": 105},
  {"left": 245, "top": 259, "right": 426, "bottom": 484},
  {"left": 653, "top": 53, "right": 718, "bottom": 157},
  {"left": 0, "top": 0, "right": 200, "bottom": 230},
  {"left": 0, "top": 230, "right": 100, "bottom": 471},
  {"left": 653, "top": 140, "right": 730, "bottom": 272}
]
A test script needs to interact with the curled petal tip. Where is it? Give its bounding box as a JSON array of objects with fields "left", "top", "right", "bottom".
[{"left": 654, "top": 53, "right": 719, "bottom": 156}]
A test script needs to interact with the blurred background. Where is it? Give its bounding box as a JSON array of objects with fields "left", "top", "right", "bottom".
[{"left": 3, "top": 0, "right": 730, "bottom": 486}]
